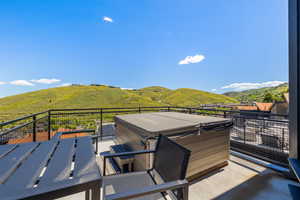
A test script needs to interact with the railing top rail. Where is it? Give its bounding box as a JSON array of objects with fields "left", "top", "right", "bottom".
[
  {"left": 0, "top": 111, "right": 48, "bottom": 127},
  {"left": 0, "top": 120, "right": 34, "bottom": 136},
  {"left": 0, "top": 115, "right": 48, "bottom": 136},
  {"left": 50, "top": 109, "right": 171, "bottom": 116},
  {"left": 229, "top": 115, "right": 289, "bottom": 123},
  {"left": 191, "top": 107, "right": 288, "bottom": 118},
  {"left": 49, "top": 106, "right": 287, "bottom": 117},
  {"left": 1, "top": 106, "right": 289, "bottom": 127},
  {"left": 50, "top": 106, "right": 173, "bottom": 112}
]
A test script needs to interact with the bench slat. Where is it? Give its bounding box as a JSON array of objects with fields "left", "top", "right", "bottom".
[
  {"left": 73, "top": 137, "right": 100, "bottom": 179},
  {"left": 0, "top": 143, "right": 38, "bottom": 184},
  {"left": 3, "top": 140, "right": 59, "bottom": 190},
  {"left": 0, "top": 144, "right": 17, "bottom": 159},
  {"left": 38, "top": 138, "right": 75, "bottom": 186}
]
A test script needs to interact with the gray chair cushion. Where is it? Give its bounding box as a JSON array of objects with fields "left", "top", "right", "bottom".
[{"left": 102, "top": 171, "right": 166, "bottom": 200}]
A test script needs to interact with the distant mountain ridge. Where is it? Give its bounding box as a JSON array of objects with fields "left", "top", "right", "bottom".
[
  {"left": 0, "top": 85, "right": 238, "bottom": 120},
  {"left": 223, "top": 83, "right": 288, "bottom": 103}
]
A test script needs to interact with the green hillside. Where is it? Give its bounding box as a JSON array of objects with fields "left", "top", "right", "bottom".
[
  {"left": 224, "top": 83, "right": 288, "bottom": 103},
  {"left": 0, "top": 85, "right": 238, "bottom": 120},
  {"left": 161, "top": 88, "right": 237, "bottom": 107}
]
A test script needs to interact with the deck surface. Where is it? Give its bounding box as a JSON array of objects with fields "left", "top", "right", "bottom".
[
  {"left": 189, "top": 155, "right": 298, "bottom": 200},
  {"left": 60, "top": 138, "right": 300, "bottom": 200}
]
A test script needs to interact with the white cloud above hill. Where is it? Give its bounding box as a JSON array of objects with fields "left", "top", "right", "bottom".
[
  {"left": 10, "top": 80, "right": 34, "bottom": 86},
  {"left": 58, "top": 83, "right": 72, "bottom": 87},
  {"left": 31, "top": 78, "right": 61, "bottom": 84},
  {"left": 221, "top": 81, "right": 286, "bottom": 91},
  {"left": 178, "top": 54, "right": 205, "bottom": 65},
  {"left": 103, "top": 16, "right": 113, "bottom": 23}
]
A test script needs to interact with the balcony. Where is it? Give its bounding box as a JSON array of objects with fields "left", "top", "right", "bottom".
[{"left": 0, "top": 106, "right": 298, "bottom": 200}]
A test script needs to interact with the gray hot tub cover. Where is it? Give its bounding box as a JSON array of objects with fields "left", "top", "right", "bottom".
[{"left": 115, "top": 112, "right": 232, "bottom": 137}]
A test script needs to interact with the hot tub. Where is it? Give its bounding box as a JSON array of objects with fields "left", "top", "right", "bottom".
[{"left": 114, "top": 112, "right": 233, "bottom": 180}]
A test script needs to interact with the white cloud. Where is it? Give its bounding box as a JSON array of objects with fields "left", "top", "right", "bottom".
[
  {"left": 58, "top": 83, "right": 72, "bottom": 87},
  {"left": 103, "top": 16, "right": 113, "bottom": 23},
  {"left": 10, "top": 80, "right": 34, "bottom": 86},
  {"left": 221, "top": 81, "right": 286, "bottom": 91},
  {"left": 211, "top": 89, "right": 217, "bottom": 92},
  {"left": 31, "top": 78, "right": 61, "bottom": 84},
  {"left": 121, "top": 88, "right": 134, "bottom": 90},
  {"left": 0, "top": 81, "right": 6, "bottom": 85},
  {"left": 178, "top": 54, "right": 205, "bottom": 65}
]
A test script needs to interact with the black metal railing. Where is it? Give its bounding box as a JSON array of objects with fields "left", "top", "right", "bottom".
[
  {"left": 0, "top": 106, "right": 289, "bottom": 166},
  {"left": 0, "top": 111, "right": 50, "bottom": 144}
]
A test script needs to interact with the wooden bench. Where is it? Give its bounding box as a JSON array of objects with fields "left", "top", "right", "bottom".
[{"left": 0, "top": 136, "right": 101, "bottom": 200}]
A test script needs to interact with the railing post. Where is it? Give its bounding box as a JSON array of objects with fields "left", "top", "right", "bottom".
[
  {"left": 48, "top": 110, "right": 51, "bottom": 140},
  {"left": 167, "top": 106, "right": 170, "bottom": 112},
  {"left": 103, "top": 157, "right": 106, "bottom": 176},
  {"left": 182, "top": 183, "right": 189, "bottom": 200},
  {"left": 224, "top": 111, "right": 227, "bottom": 118},
  {"left": 96, "top": 133, "right": 99, "bottom": 154},
  {"left": 138, "top": 106, "right": 141, "bottom": 113},
  {"left": 189, "top": 108, "right": 192, "bottom": 114},
  {"left": 243, "top": 121, "right": 246, "bottom": 144},
  {"left": 100, "top": 108, "right": 103, "bottom": 141},
  {"left": 282, "top": 128, "right": 285, "bottom": 152},
  {"left": 33, "top": 115, "right": 36, "bottom": 142},
  {"left": 0, "top": 124, "right": 3, "bottom": 144}
]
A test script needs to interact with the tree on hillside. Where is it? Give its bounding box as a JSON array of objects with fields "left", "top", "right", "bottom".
[{"left": 263, "top": 92, "right": 274, "bottom": 102}]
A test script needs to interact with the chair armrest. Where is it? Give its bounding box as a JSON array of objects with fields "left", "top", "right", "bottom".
[
  {"left": 288, "top": 158, "right": 300, "bottom": 182},
  {"left": 105, "top": 180, "right": 189, "bottom": 200},
  {"left": 100, "top": 149, "right": 155, "bottom": 158},
  {"left": 101, "top": 150, "right": 156, "bottom": 176},
  {"left": 91, "top": 135, "right": 99, "bottom": 139}
]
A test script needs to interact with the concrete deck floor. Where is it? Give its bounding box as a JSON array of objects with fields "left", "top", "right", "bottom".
[{"left": 59, "top": 137, "right": 300, "bottom": 200}]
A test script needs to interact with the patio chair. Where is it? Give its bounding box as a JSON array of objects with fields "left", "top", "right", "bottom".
[{"left": 100, "top": 135, "right": 191, "bottom": 200}]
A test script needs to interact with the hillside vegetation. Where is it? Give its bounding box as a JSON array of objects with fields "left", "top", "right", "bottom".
[
  {"left": 0, "top": 85, "right": 238, "bottom": 120},
  {"left": 224, "top": 83, "right": 288, "bottom": 103}
]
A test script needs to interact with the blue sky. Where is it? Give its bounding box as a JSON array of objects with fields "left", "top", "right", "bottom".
[{"left": 0, "top": 0, "right": 288, "bottom": 98}]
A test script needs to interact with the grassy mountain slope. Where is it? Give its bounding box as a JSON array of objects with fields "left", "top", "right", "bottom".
[
  {"left": 0, "top": 85, "right": 238, "bottom": 119},
  {"left": 224, "top": 83, "right": 288, "bottom": 102},
  {"left": 132, "top": 86, "right": 172, "bottom": 103},
  {"left": 162, "top": 88, "right": 237, "bottom": 107}
]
